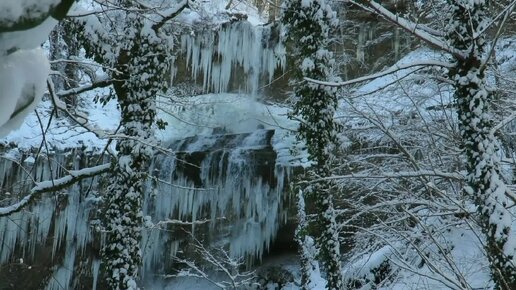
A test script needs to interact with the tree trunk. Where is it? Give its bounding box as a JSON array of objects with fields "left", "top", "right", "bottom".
[
  {"left": 103, "top": 26, "right": 170, "bottom": 289},
  {"left": 447, "top": 1, "right": 516, "bottom": 289},
  {"left": 282, "top": 1, "right": 345, "bottom": 289}
]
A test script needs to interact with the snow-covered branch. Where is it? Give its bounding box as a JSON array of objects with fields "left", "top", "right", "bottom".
[
  {"left": 0, "top": 163, "right": 110, "bottom": 217},
  {"left": 57, "top": 77, "right": 113, "bottom": 99},
  {"left": 168, "top": 232, "right": 257, "bottom": 289},
  {"left": 311, "top": 170, "right": 464, "bottom": 183},
  {"left": 305, "top": 60, "right": 452, "bottom": 87},
  {"left": 151, "top": 0, "right": 190, "bottom": 31},
  {"left": 479, "top": 2, "right": 516, "bottom": 73},
  {"left": 153, "top": 218, "right": 225, "bottom": 227},
  {"left": 491, "top": 111, "right": 516, "bottom": 135},
  {"left": 47, "top": 78, "right": 116, "bottom": 140}
]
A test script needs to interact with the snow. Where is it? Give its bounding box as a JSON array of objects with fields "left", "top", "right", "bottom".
[
  {"left": 379, "top": 227, "right": 493, "bottom": 290},
  {"left": 352, "top": 48, "right": 448, "bottom": 96},
  {"left": 179, "top": 0, "right": 267, "bottom": 26},
  {"left": 0, "top": 0, "right": 514, "bottom": 286},
  {"left": 0, "top": 0, "right": 60, "bottom": 26},
  {"left": 343, "top": 245, "right": 394, "bottom": 287},
  {"left": 0, "top": 48, "right": 50, "bottom": 137},
  {"left": 0, "top": 1, "right": 65, "bottom": 138},
  {"left": 1, "top": 87, "right": 120, "bottom": 151},
  {"left": 364, "top": 0, "right": 465, "bottom": 59},
  {"left": 156, "top": 93, "right": 308, "bottom": 167},
  {"left": 0, "top": 17, "right": 58, "bottom": 53},
  {"left": 0, "top": 34, "right": 511, "bottom": 286},
  {"left": 335, "top": 47, "right": 456, "bottom": 146}
]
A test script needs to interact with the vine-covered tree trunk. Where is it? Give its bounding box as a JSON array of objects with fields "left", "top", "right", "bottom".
[
  {"left": 49, "top": 20, "right": 80, "bottom": 105},
  {"left": 446, "top": 1, "right": 515, "bottom": 289},
  {"left": 295, "top": 189, "right": 319, "bottom": 289},
  {"left": 103, "top": 19, "right": 170, "bottom": 289},
  {"left": 282, "top": 1, "right": 345, "bottom": 289}
]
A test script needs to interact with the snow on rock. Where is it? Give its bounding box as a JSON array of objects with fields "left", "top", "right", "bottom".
[
  {"left": 343, "top": 245, "right": 394, "bottom": 288},
  {"left": 0, "top": 0, "right": 63, "bottom": 138},
  {"left": 0, "top": 48, "right": 50, "bottom": 137},
  {"left": 179, "top": 0, "right": 267, "bottom": 26},
  {"left": 0, "top": 0, "right": 60, "bottom": 28},
  {"left": 0, "top": 17, "right": 57, "bottom": 53}
]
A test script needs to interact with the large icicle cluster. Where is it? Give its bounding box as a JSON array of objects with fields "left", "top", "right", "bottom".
[
  {"left": 0, "top": 150, "right": 102, "bottom": 289},
  {"left": 180, "top": 21, "right": 285, "bottom": 94},
  {"left": 0, "top": 131, "right": 292, "bottom": 288},
  {"left": 143, "top": 129, "right": 292, "bottom": 272},
  {"left": 446, "top": 0, "right": 515, "bottom": 288}
]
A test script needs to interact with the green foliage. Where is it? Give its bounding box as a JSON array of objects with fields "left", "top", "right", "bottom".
[
  {"left": 156, "top": 118, "right": 168, "bottom": 130},
  {"left": 282, "top": 1, "right": 345, "bottom": 289}
]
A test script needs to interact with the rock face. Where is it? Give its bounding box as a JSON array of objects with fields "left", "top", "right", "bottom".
[
  {"left": 0, "top": 129, "right": 295, "bottom": 289},
  {"left": 147, "top": 129, "right": 293, "bottom": 267}
]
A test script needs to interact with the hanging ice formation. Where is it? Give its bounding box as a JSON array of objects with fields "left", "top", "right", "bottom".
[
  {"left": 0, "top": 128, "right": 293, "bottom": 288},
  {"left": 179, "top": 21, "right": 286, "bottom": 94},
  {"left": 0, "top": 20, "right": 291, "bottom": 290},
  {"left": 0, "top": 150, "right": 103, "bottom": 289},
  {"left": 142, "top": 129, "right": 292, "bottom": 274}
]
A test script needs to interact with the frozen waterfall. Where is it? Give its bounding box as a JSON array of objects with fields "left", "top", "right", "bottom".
[
  {"left": 0, "top": 128, "right": 295, "bottom": 288},
  {"left": 178, "top": 21, "right": 286, "bottom": 94}
]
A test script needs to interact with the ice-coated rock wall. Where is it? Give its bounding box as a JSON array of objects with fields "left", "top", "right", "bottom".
[{"left": 0, "top": 129, "right": 293, "bottom": 289}]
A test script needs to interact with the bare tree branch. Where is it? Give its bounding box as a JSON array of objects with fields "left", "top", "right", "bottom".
[
  {"left": 305, "top": 60, "right": 452, "bottom": 87},
  {"left": 151, "top": 0, "right": 190, "bottom": 31}
]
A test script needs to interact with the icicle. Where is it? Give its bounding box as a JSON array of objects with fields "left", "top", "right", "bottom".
[
  {"left": 91, "top": 259, "right": 101, "bottom": 290},
  {"left": 169, "top": 56, "right": 177, "bottom": 86},
  {"left": 141, "top": 227, "right": 167, "bottom": 279},
  {"left": 142, "top": 128, "right": 292, "bottom": 267},
  {"left": 178, "top": 21, "right": 285, "bottom": 94},
  {"left": 45, "top": 246, "right": 76, "bottom": 290},
  {"left": 28, "top": 198, "right": 54, "bottom": 259},
  {"left": 0, "top": 132, "right": 293, "bottom": 282}
]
